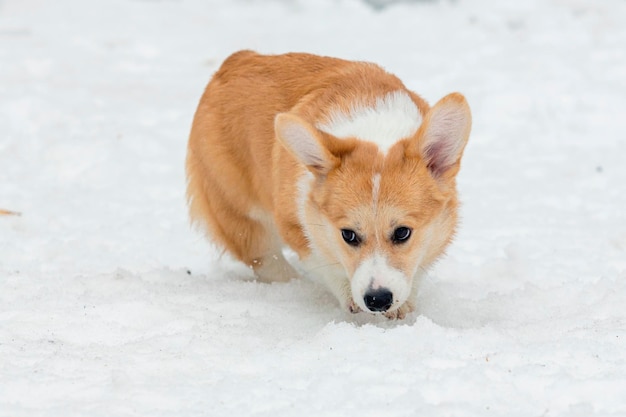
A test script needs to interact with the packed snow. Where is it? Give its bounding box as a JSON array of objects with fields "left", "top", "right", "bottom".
[{"left": 1, "top": 0, "right": 625, "bottom": 415}]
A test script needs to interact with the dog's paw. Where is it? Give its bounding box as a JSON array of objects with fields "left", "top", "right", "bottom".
[
  {"left": 384, "top": 301, "right": 415, "bottom": 320},
  {"left": 253, "top": 253, "right": 300, "bottom": 283},
  {"left": 347, "top": 299, "right": 362, "bottom": 314}
]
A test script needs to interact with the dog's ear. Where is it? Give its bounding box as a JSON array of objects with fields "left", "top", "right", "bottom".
[
  {"left": 275, "top": 113, "right": 340, "bottom": 176},
  {"left": 416, "top": 93, "right": 471, "bottom": 180}
]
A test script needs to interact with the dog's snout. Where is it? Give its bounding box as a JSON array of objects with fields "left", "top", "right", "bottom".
[{"left": 363, "top": 288, "right": 393, "bottom": 312}]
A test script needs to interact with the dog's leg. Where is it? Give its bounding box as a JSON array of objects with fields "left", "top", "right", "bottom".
[
  {"left": 220, "top": 210, "right": 299, "bottom": 283},
  {"left": 325, "top": 274, "right": 359, "bottom": 313},
  {"left": 301, "top": 254, "right": 359, "bottom": 313},
  {"left": 384, "top": 270, "right": 422, "bottom": 319},
  {"left": 187, "top": 151, "right": 298, "bottom": 283},
  {"left": 385, "top": 298, "right": 415, "bottom": 320},
  {"left": 243, "top": 209, "right": 299, "bottom": 283},
  {"left": 209, "top": 208, "right": 299, "bottom": 283},
  {"left": 251, "top": 251, "right": 298, "bottom": 283}
]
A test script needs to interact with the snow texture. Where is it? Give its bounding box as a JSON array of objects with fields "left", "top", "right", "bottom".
[{"left": 1, "top": 0, "right": 626, "bottom": 416}]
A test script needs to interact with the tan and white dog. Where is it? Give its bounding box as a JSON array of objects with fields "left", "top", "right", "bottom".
[{"left": 186, "top": 51, "right": 471, "bottom": 319}]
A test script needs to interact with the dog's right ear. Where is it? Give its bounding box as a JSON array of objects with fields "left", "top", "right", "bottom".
[
  {"left": 415, "top": 93, "right": 471, "bottom": 181},
  {"left": 275, "top": 113, "right": 340, "bottom": 176}
]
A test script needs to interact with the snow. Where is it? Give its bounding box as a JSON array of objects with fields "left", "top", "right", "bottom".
[{"left": 1, "top": 0, "right": 625, "bottom": 416}]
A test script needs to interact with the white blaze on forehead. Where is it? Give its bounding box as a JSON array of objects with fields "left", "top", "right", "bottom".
[
  {"left": 371, "top": 173, "right": 381, "bottom": 212},
  {"left": 317, "top": 90, "right": 422, "bottom": 154}
]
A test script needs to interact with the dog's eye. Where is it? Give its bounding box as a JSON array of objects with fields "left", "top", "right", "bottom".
[
  {"left": 341, "top": 229, "right": 361, "bottom": 247},
  {"left": 392, "top": 227, "right": 411, "bottom": 244}
]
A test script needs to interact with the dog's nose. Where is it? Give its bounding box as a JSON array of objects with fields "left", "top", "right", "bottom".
[{"left": 363, "top": 289, "right": 393, "bottom": 312}]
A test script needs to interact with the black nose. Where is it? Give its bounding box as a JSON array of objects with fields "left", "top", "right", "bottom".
[{"left": 363, "top": 289, "right": 393, "bottom": 312}]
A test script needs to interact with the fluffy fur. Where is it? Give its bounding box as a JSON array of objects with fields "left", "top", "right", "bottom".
[{"left": 186, "top": 51, "right": 471, "bottom": 319}]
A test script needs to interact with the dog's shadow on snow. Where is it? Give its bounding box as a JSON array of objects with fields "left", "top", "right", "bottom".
[
  {"left": 203, "top": 259, "right": 422, "bottom": 328},
  {"left": 197, "top": 255, "right": 513, "bottom": 330}
]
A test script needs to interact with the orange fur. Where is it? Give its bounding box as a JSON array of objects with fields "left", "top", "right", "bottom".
[{"left": 186, "top": 51, "right": 471, "bottom": 318}]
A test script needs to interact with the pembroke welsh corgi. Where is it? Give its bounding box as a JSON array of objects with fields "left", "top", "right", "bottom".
[{"left": 186, "top": 51, "right": 471, "bottom": 319}]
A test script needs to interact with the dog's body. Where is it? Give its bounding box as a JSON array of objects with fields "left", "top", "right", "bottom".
[{"left": 186, "top": 51, "right": 471, "bottom": 319}]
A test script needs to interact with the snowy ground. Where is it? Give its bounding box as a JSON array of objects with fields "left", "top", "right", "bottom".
[{"left": 1, "top": 0, "right": 626, "bottom": 415}]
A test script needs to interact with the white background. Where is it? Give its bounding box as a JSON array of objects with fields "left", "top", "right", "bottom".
[{"left": 1, "top": 0, "right": 625, "bottom": 415}]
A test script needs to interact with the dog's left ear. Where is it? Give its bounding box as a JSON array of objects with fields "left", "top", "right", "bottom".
[{"left": 415, "top": 93, "right": 471, "bottom": 180}]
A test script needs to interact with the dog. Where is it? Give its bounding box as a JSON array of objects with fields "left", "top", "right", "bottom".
[{"left": 186, "top": 51, "right": 471, "bottom": 319}]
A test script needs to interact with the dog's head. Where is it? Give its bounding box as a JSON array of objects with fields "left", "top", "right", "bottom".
[{"left": 275, "top": 92, "right": 471, "bottom": 314}]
